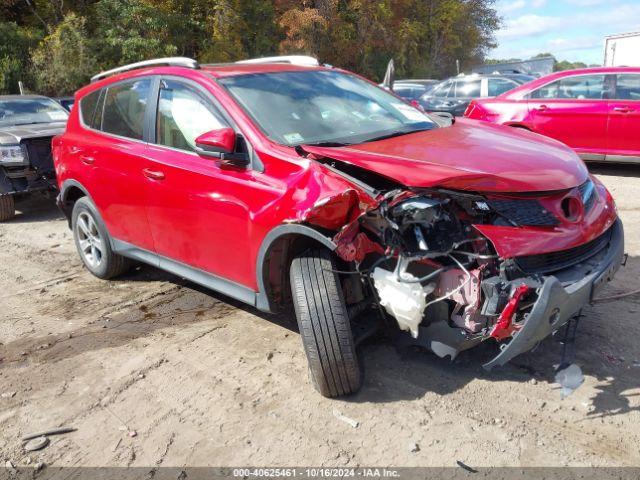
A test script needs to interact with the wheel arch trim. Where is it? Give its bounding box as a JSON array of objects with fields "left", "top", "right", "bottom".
[{"left": 255, "top": 224, "right": 337, "bottom": 312}]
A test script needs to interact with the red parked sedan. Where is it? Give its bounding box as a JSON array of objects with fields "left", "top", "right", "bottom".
[
  {"left": 464, "top": 67, "right": 640, "bottom": 163},
  {"left": 53, "top": 58, "right": 624, "bottom": 397}
]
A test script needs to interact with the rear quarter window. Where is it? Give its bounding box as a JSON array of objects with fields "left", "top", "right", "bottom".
[
  {"left": 100, "top": 79, "right": 151, "bottom": 140},
  {"left": 615, "top": 74, "right": 640, "bottom": 100},
  {"left": 80, "top": 90, "right": 102, "bottom": 127}
]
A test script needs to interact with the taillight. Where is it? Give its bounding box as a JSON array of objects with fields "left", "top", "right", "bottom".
[{"left": 464, "top": 101, "right": 485, "bottom": 119}]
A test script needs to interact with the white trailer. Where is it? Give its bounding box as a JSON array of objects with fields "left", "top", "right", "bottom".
[{"left": 604, "top": 32, "right": 640, "bottom": 67}]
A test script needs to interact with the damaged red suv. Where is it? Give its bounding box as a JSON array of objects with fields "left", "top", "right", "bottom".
[{"left": 53, "top": 58, "right": 625, "bottom": 397}]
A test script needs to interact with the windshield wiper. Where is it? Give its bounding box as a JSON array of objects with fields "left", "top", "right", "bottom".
[
  {"left": 363, "top": 128, "right": 430, "bottom": 143},
  {"left": 301, "top": 141, "right": 351, "bottom": 148}
]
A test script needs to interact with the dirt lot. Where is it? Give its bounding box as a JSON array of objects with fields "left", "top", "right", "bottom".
[{"left": 1, "top": 165, "right": 639, "bottom": 469}]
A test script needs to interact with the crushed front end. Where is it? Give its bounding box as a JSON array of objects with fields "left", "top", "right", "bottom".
[{"left": 330, "top": 175, "right": 625, "bottom": 367}]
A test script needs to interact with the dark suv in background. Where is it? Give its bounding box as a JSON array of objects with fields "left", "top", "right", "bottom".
[{"left": 0, "top": 95, "right": 68, "bottom": 220}]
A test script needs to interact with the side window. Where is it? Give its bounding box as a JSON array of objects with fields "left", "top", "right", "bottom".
[
  {"left": 488, "top": 78, "right": 517, "bottom": 97},
  {"left": 79, "top": 90, "right": 100, "bottom": 127},
  {"left": 431, "top": 81, "right": 453, "bottom": 98},
  {"left": 455, "top": 80, "right": 481, "bottom": 98},
  {"left": 393, "top": 86, "right": 412, "bottom": 99},
  {"left": 531, "top": 75, "right": 606, "bottom": 100},
  {"left": 101, "top": 79, "right": 151, "bottom": 140},
  {"left": 156, "top": 80, "right": 227, "bottom": 152},
  {"left": 615, "top": 74, "right": 640, "bottom": 100}
]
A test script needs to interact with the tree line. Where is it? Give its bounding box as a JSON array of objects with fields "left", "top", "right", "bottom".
[{"left": 0, "top": 0, "right": 500, "bottom": 96}]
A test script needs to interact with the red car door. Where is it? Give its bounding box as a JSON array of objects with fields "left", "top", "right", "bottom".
[
  {"left": 142, "top": 78, "right": 277, "bottom": 289},
  {"left": 607, "top": 73, "right": 640, "bottom": 159},
  {"left": 526, "top": 73, "right": 610, "bottom": 156},
  {"left": 80, "top": 77, "right": 156, "bottom": 252}
]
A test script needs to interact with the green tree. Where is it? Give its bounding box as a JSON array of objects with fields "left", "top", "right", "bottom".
[
  {"left": 0, "top": 21, "right": 41, "bottom": 93},
  {"left": 92, "top": 0, "right": 183, "bottom": 69},
  {"left": 30, "top": 13, "right": 95, "bottom": 95}
]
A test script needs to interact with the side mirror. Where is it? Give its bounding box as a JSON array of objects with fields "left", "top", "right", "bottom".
[{"left": 194, "top": 128, "right": 250, "bottom": 168}]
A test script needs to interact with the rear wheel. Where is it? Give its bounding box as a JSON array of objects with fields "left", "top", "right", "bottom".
[
  {"left": 0, "top": 195, "right": 15, "bottom": 222},
  {"left": 72, "top": 197, "right": 131, "bottom": 279},
  {"left": 290, "top": 249, "right": 362, "bottom": 397}
]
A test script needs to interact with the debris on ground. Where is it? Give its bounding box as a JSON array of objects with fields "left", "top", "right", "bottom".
[
  {"left": 5, "top": 460, "right": 15, "bottom": 471},
  {"left": 34, "top": 461, "right": 45, "bottom": 472},
  {"left": 23, "top": 436, "right": 50, "bottom": 452},
  {"left": 409, "top": 442, "right": 420, "bottom": 453},
  {"left": 333, "top": 409, "right": 359, "bottom": 428},
  {"left": 456, "top": 460, "right": 478, "bottom": 473},
  {"left": 128, "top": 430, "right": 137, "bottom": 438},
  {"left": 555, "top": 363, "right": 585, "bottom": 398},
  {"left": 22, "top": 426, "right": 76, "bottom": 441},
  {"left": 1, "top": 391, "right": 16, "bottom": 398}
]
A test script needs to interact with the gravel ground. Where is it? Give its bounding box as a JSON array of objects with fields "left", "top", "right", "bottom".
[{"left": 0, "top": 164, "right": 639, "bottom": 469}]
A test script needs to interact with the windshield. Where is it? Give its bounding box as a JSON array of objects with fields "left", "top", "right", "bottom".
[
  {"left": 219, "top": 70, "right": 436, "bottom": 146},
  {"left": 0, "top": 98, "right": 69, "bottom": 127}
]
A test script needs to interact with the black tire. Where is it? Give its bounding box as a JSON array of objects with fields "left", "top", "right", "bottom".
[
  {"left": 290, "top": 249, "right": 362, "bottom": 397},
  {"left": 71, "top": 196, "right": 131, "bottom": 279},
  {"left": 0, "top": 194, "right": 15, "bottom": 222}
]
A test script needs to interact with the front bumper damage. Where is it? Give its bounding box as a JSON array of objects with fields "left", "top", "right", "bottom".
[{"left": 483, "top": 218, "right": 625, "bottom": 369}]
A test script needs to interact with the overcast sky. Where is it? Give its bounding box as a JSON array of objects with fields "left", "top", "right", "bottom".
[{"left": 492, "top": 0, "right": 640, "bottom": 64}]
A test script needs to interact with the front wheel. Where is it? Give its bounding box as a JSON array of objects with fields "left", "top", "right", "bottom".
[
  {"left": 290, "top": 249, "right": 362, "bottom": 397},
  {"left": 0, "top": 194, "right": 15, "bottom": 222}
]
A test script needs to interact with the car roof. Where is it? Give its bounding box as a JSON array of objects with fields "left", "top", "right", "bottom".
[
  {"left": 393, "top": 82, "right": 428, "bottom": 88},
  {"left": 76, "top": 62, "right": 337, "bottom": 99},
  {"left": 201, "top": 63, "right": 328, "bottom": 78},
  {"left": 549, "top": 66, "right": 640, "bottom": 75},
  {"left": 0, "top": 94, "right": 51, "bottom": 101}
]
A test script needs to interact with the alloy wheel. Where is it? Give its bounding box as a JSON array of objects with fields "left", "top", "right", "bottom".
[{"left": 76, "top": 211, "right": 104, "bottom": 269}]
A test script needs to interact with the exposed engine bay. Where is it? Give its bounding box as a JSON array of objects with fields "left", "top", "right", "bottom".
[
  {"left": 332, "top": 188, "right": 541, "bottom": 359},
  {"left": 296, "top": 152, "right": 625, "bottom": 369}
]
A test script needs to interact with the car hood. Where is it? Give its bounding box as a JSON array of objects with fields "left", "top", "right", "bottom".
[
  {"left": 302, "top": 119, "right": 588, "bottom": 193},
  {"left": 0, "top": 122, "right": 66, "bottom": 146}
]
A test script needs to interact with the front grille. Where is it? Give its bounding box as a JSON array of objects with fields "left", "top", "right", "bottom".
[
  {"left": 23, "top": 138, "right": 55, "bottom": 174},
  {"left": 578, "top": 179, "right": 596, "bottom": 213},
  {"left": 488, "top": 198, "right": 559, "bottom": 226},
  {"left": 515, "top": 227, "right": 612, "bottom": 274}
]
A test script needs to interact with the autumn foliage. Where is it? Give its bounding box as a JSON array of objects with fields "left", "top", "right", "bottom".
[{"left": 0, "top": 0, "right": 499, "bottom": 95}]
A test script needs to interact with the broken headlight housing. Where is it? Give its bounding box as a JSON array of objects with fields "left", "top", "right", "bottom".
[{"left": 0, "top": 145, "right": 27, "bottom": 165}]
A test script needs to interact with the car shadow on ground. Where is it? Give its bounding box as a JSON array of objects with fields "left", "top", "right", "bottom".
[
  {"left": 8, "top": 193, "right": 64, "bottom": 223},
  {"left": 347, "top": 254, "right": 640, "bottom": 421},
  {"left": 116, "top": 254, "right": 640, "bottom": 421}
]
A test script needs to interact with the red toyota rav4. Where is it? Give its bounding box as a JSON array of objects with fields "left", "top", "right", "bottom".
[
  {"left": 465, "top": 67, "right": 640, "bottom": 163},
  {"left": 53, "top": 58, "right": 625, "bottom": 397}
]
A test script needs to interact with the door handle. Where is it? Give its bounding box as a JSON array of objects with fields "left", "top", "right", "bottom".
[
  {"left": 142, "top": 168, "right": 165, "bottom": 180},
  {"left": 535, "top": 104, "right": 549, "bottom": 112},
  {"left": 80, "top": 155, "right": 95, "bottom": 165},
  {"left": 613, "top": 106, "right": 634, "bottom": 113}
]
